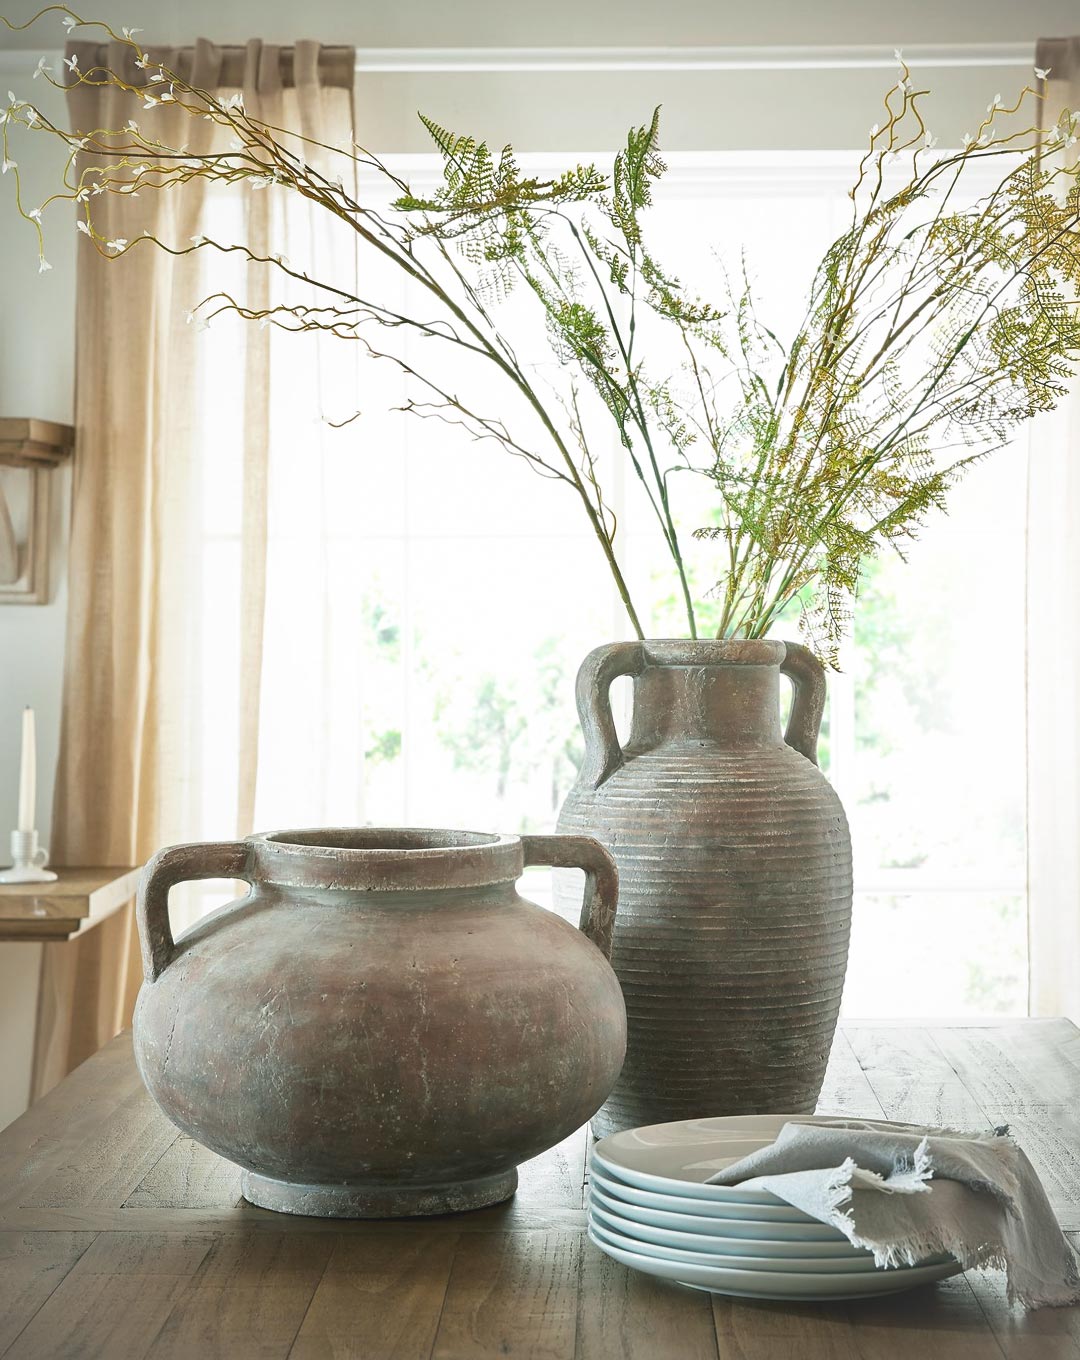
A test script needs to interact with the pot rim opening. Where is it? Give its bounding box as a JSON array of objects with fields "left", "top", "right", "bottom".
[{"left": 255, "top": 827, "right": 515, "bottom": 856}]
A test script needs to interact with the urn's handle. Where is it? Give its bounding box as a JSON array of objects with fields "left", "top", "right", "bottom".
[
  {"left": 138, "top": 840, "right": 253, "bottom": 983},
  {"left": 781, "top": 642, "right": 827, "bottom": 766},
  {"left": 575, "top": 641, "right": 646, "bottom": 789},
  {"left": 520, "top": 833, "right": 619, "bottom": 960}
]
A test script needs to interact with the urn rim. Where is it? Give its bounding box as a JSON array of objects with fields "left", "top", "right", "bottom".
[
  {"left": 248, "top": 825, "right": 525, "bottom": 891},
  {"left": 638, "top": 638, "right": 786, "bottom": 667}
]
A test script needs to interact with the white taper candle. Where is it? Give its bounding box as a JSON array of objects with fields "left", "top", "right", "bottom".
[{"left": 17, "top": 706, "right": 35, "bottom": 832}]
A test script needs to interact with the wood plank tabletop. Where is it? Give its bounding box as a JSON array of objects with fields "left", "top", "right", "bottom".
[
  {"left": 1, "top": 1018, "right": 1078, "bottom": 1358},
  {"left": 0, "top": 868, "right": 139, "bottom": 941}
]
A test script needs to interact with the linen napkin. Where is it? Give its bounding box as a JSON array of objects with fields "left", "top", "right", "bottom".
[{"left": 706, "top": 1117, "right": 1080, "bottom": 1309}]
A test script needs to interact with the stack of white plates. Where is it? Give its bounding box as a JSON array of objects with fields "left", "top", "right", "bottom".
[{"left": 588, "top": 1114, "right": 962, "bottom": 1301}]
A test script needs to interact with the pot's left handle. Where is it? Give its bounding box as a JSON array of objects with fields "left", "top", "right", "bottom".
[
  {"left": 520, "top": 833, "right": 619, "bottom": 960},
  {"left": 138, "top": 841, "right": 253, "bottom": 983}
]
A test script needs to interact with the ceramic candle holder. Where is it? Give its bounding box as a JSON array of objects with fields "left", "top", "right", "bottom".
[{"left": 0, "top": 828, "right": 58, "bottom": 883}]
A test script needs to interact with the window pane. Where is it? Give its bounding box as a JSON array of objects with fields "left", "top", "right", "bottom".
[{"left": 844, "top": 894, "right": 1027, "bottom": 1017}]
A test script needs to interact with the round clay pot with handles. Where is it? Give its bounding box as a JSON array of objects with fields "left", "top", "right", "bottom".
[{"left": 132, "top": 827, "right": 626, "bottom": 1218}]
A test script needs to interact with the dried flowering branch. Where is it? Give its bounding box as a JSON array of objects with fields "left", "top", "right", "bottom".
[
  {"left": 1, "top": 4, "right": 646, "bottom": 635},
  {"left": 4, "top": 8, "right": 1080, "bottom": 657}
]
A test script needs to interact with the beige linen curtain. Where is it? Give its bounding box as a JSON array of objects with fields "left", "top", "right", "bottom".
[
  {"left": 1027, "top": 39, "right": 1080, "bottom": 1021},
  {"left": 33, "top": 39, "right": 355, "bottom": 1098}
]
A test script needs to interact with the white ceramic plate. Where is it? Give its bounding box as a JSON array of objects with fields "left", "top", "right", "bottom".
[
  {"left": 589, "top": 1183, "right": 871, "bottom": 1256},
  {"left": 588, "top": 1182, "right": 860, "bottom": 1252},
  {"left": 587, "top": 1227, "right": 963, "bottom": 1301},
  {"left": 587, "top": 1197, "right": 871, "bottom": 1262},
  {"left": 588, "top": 1213, "right": 889, "bottom": 1273},
  {"left": 590, "top": 1164, "right": 816, "bottom": 1229},
  {"left": 590, "top": 1169, "right": 847, "bottom": 1240},
  {"left": 593, "top": 1113, "right": 844, "bottom": 1204}
]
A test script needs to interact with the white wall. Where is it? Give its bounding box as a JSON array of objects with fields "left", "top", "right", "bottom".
[
  {"left": 0, "top": 0, "right": 1075, "bottom": 1125},
  {"left": 0, "top": 74, "right": 72, "bottom": 1128},
  {"left": 1, "top": 0, "right": 1075, "bottom": 49},
  {"left": 1, "top": 0, "right": 1077, "bottom": 152}
]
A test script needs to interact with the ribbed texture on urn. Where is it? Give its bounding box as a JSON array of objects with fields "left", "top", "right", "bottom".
[{"left": 555, "top": 640, "right": 852, "bottom": 1138}]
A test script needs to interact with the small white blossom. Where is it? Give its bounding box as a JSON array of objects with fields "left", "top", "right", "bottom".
[
  {"left": 869, "top": 122, "right": 879, "bottom": 138},
  {"left": 270, "top": 252, "right": 289, "bottom": 266},
  {"left": 142, "top": 94, "right": 158, "bottom": 110},
  {"left": 924, "top": 130, "right": 938, "bottom": 150},
  {"left": 134, "top": 55, "right": 149, "bottom": 69},
  {"left": 250, "top": 174, "right": 273, "bottom": 189},
  {"left": 126, "top": 119, "right": 139, "bottom": 133},
  {"left": 121, "top": 26, "right": 144, "bottom": 40},
  {"left": 27, "top": 206, "right": 41, "bottom": 220},
  {"left": 62, "top": 15, "right": 77, "bottom": 30},
  {"left": 1035, "top": 66, "right": 1052, "bottom": 80},
  {"left": 38, "top": 257, "right": 51, "bottom": 273},
  {"left": 190, "top": 233, "right": 206, "bottom": 245},
  {"left": 1, "top": 158, "right": 16, "bottom": 174},
  {"left": 896, "top": 77, "right": 911, "bottom": 94},
  {"left": 184, "top": 308, "right": 196, "bottom": 324},
  {"left": 106, "top": 237, "right": 128, "bottom": 252},
  {"left": 160, "top": 88, "right": 174, "bottom": 102},
  {"left": 222, "top": 92, "right": 244, "bottom": 112},
  {"left": 258, "top": 315, "right": 271, "bottom": 329},
  {"left": 961, "top": 132, "right": 973, "bottom": 148},
  {"left": 987, "top": 93, "right": 1001, "bottom": 113},
  {"left": 229, "top": 138, "right": 244, "bottom": 151},
  {"left": 893, "top": 47, "right": 904, "bottom": 62},
  {"left": 197, "top": 317, "right": 211, "bottom": 332},
  {"left": 90, "top": 180, "right": 105, "bottom": 194},
  {"left": 76, "top": 219, "right": 91, "bottom": 234},
  {"left": 24, "top": 107, "right": 38, "bottom": 126},
  {"left": 63, "top": 53, "right": 78, "bottom": 73},
  {"left": 150, "top": 71, "right": 165, "bottom": 82},
  {"left": 75, "top": 187, "right": 89, "bottom": 201},
  {"left": 33, "top": 56, "right": 52, "bottom": 79}
]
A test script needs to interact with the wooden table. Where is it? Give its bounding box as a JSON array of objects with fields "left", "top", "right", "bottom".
[
  {"left": 0, "top": 868, "right": 139, "bottom": 941},
  {"left": 1, "top": 1018, "right": 1079, "bottom": 1358}
]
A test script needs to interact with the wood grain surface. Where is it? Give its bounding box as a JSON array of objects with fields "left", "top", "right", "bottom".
[
  {"left": 0, "top": 1020, "right": 1078, "bottom": 1358},
  {"left": 0, "top": 868, "right": 138, "bottom": 942}
]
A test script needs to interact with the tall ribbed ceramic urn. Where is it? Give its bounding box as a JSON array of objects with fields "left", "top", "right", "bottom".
[{"left": 555, "top": 639, "right": 852, "bottom": 1138}]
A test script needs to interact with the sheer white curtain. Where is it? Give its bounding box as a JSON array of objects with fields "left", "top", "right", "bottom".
[
  {"left": 1027, "top": 40, "right": 1080, "bottom": 1021},
  {"left": 35, "top": 40, "right": 355, "bottom": 1096}
]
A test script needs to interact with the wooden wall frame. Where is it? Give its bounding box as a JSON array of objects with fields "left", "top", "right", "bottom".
[{"left": 0, "top": 419, "right": 74, "bottom": 606}]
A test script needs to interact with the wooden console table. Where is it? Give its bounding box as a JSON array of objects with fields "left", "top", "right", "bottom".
[
  {"left": 0, "top": 868, "right": 139, "bottom": 941},
  {"left": 0, "top": 1018, "right": 1078, "bottom": 1358}
]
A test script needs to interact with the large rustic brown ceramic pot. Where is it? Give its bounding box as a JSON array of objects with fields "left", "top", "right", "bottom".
[
  {"left": 133, "top": 827, "right": 625, "bottom": 1217},
  {"left": 556, "top": 639, "right": 852, "bottom": 1137}
]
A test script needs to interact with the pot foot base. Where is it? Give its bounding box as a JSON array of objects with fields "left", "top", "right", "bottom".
[{"left": 241, "top": 1166, "right": 519, "bottom": 1218}]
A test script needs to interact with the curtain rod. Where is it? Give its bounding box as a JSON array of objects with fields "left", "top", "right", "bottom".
[
  {"left": 0, "top": 42, "right": 1036, "bottom": 78},
  {"left": 352, "top": 43, "right": 1035, "bottom": 73}
]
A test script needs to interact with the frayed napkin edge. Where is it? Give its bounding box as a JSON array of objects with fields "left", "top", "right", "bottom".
[{"left": 821, "top": 1149, "right": 1080, "bottom": 1309}]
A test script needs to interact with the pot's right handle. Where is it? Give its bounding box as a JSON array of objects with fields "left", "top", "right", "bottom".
[
  {"left": 520, "top": 833, "right": 619, "bottom": 960},
  {"left": 781, "top": 642, "right": 827, "bottom": 766},
  {"left": 575, "top": 641, "right": 646, "bottom": 789},
  {"left": 138, "top": 840, "right": 252, "bottom": 983}
]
